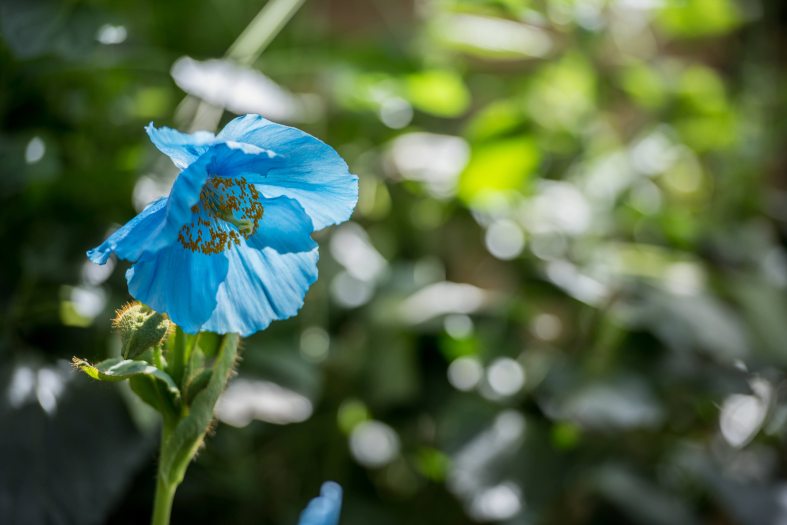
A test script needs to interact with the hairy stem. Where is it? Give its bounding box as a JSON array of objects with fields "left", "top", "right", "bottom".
[
  {"left": 149, "top": 332, "right": 240, "bottom": 524},
  {"left": 151, "top": 429, "right": 176, "bottom": 525}
]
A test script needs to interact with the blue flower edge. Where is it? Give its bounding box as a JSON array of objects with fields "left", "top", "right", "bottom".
[{"left": 298, "top": 481, "right": 342, "bottom": 525}]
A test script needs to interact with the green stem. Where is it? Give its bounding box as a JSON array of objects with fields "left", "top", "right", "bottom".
[
  {"left": 151, "top": 478, "right": 175, "bottom": 525},
  {"left": 226, "top": 0, "right": 308, "bottom": 65},
  {"left": 178, "top": 0, "right": 307, "bottom": 132},
  {"left": 149, "top": 333, "right": 240, "bottom": 524},
  {"left": 152, "top": 429, "right": 177, "bottom": 525}
]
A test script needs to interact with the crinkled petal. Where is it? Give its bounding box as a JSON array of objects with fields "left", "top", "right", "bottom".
[
  {"left": 126, "top": 245, "right": 229, "bottom": 333},
  {"left": 200, "top": 240, "right": 319, "bottom": 336},
  {"left": 88, "top": 149, "right": 218, "bottom": 264},
  {"left": 142, "top": 148, "right": 217, "bottom": 256},
  {"left": 215, "top": 114, "right": 358, "bottom": 230},
  {"left": 298, "top": 482, "right": 343, "bottom": 525},
  {"left": 87, "top": 197, "right": 167, "bottom": 264},
  {"left": 247, "top": 195, "right": 316, "bottom": 254},
  {"left": 145, "top": 123, "right": 216, "bottom": 169}
]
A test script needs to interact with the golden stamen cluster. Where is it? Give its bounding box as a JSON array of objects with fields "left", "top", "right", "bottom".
[{"left": 178, "top": 176, "right": 264, "bottom": 255}]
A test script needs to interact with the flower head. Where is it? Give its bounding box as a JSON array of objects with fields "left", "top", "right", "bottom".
[
  {"left": 88, "top": 115, "right": 358, "bottom": 335},
  {"left": 298, "top": 482, "right": 342, "bottom": 525}
]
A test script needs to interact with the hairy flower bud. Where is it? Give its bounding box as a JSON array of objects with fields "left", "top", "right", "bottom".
[{"left": 113, "top": 302, "right": 172, "bottom": 359}]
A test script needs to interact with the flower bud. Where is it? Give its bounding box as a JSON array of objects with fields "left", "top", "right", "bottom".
[{"left": 113, "top": 302, "right": 171, "bottom": 359}]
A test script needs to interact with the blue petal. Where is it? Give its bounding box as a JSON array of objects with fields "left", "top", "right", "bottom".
[
  {"left": 147, "top": 148, "right": 215, "bottom": 255},
  {"left": 247, "top": 195, "right": 316, "bottom": 254},
  {"left": 88, "top": 149, "right": 216, "bottom": 265},
  {"left": 126, "top": 246, "right": 229, "bottom": 333},
  {"left": 145, "top": 123, "right": 216, "bottom": 169},
  {"left": 87, "top": 197, "right": 168, "bottom": 264},
  {"left": 216, "top": 115, "right": 358, "bottom": 230},
  {"left": 200, "top": 240, "right": 319, "bottom": 336},
  {"left": 298, "top": 482, "right": 343, "bottom": 525}
]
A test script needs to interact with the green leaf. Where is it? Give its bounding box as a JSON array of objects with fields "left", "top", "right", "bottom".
[
  {"left": 129, "top": 376, "right": 180, "bottom": 427},
  {"left": 620, "top": 64, "right": 668, "bottom": 110},
  {"left": 72, "top": 357, "right": 180, "bottom": 399},
  {"left": 656, "top": 0, "right": 741, "bottom": 38},
  {"left": 415, "top": 448, "right": 450, "bottom": 482},
  {"left": 180, "top": 335, "right": 208, "bottom": 400},
  {"left": 405, "top": 70, "right": 470, "bottom": 118},
  {"left": 465, "top": 99, "right": 523, "bottom": 142},
  {"left": 458, "top": 136, "right": 539, "bottom": 204},
  {"left": 166, "top": 328, "right": 199, "bottom": 387},
  {"left": 183, "top": 369, "right": 213, "bottom": 406},
  {"left": 196, "top": 331, "right": 222, "bottom": 358},
  {"left": 158, "top": 333, "right": 240, "bottom": 487}
]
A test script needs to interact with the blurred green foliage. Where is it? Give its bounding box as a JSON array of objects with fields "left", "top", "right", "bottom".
[{"left": 1, "top": 0, "right": 786, "bottom": 524}]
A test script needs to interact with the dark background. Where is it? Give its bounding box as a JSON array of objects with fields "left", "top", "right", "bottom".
[{"left": 1, "top": 0, "right": 786, "bottom": 523}]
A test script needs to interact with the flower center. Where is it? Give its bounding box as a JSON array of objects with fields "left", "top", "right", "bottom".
[{"left": 178, "top": 176, "right": 264, "bottom": 254}]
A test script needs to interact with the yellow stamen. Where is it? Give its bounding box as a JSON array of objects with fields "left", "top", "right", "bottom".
[{"left": 178, "top": 176, "right": 264, "bottom": 254}]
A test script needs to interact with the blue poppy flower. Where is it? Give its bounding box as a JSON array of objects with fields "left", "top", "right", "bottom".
[
  {"left": 298, "top": 482, "right": 342, "bottom": 525},
  {"left": 88, "top": 115, "right": 357, "bottom": 335}
]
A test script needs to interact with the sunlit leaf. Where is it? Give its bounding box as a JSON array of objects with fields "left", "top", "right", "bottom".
[
  {"left": 458, "top": 136, "right": 539, "bottom": 203},
  {"left": 405, "top": 70, "right": 470, "bottom": 117},
  {"left": 465, "top": 99, "right": 523, "bottom": 141},
  {"left": 620, "top": 64, "right": 668, "bottom": 110},
  {"left": 72, "top": 357, "right": 180, "bottom": 398},
  {"left": 657, "top": 0, "right": 741, "bottom": 38}
]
